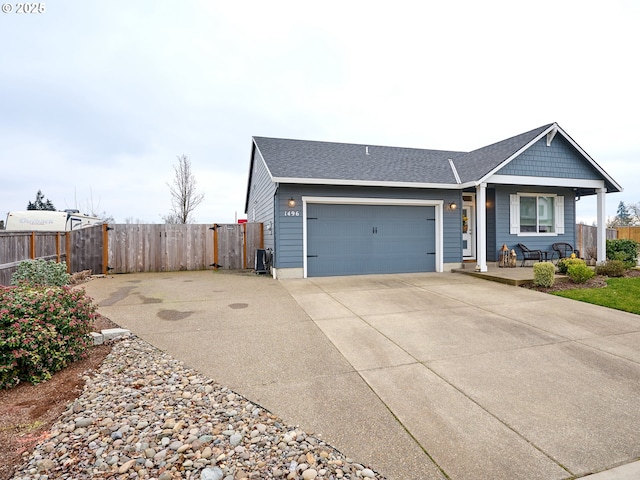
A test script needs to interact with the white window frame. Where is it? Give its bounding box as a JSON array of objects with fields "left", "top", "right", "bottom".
[{"left": 510, "top": 193, "right": 564, "bottom": 236}]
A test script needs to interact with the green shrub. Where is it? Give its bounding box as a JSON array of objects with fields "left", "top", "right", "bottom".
[
  {"left": 595, "top": 260, "right": 626, "bottom": 277},
  {"left": 606, "top": 239, "right": 639, "bottom": 269},
  {"left": 11, "top": 259, "right": 71, "bottom": 287},
  {"left": 567, "top": 263, "right": 595, "bottom": 284},
  {"left": 0, "top": 285, "right": 96, "bottom": 389},
  {"left": 533, "top": 262, "right": 555, "bottom": 287},
  {"left": 557, "top": 257, "right": 585, "bottom": 275}
]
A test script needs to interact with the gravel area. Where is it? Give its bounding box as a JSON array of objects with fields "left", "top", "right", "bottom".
[{"left": 12, "top": 335, "right": 384, "bottom": 480}]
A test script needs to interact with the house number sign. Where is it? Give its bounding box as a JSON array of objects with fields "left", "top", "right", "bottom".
[{"left": 283, "top": 210, "right": 300, "bottom": 216}]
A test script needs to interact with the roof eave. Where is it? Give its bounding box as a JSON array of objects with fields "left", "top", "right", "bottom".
[{"left": 272, "top": 177, "right": 463, "bottom": 190}]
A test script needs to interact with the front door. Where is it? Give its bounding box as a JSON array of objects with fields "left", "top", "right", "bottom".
[{"left": 462, "top": 196, "right": 475, "bottom": 259}]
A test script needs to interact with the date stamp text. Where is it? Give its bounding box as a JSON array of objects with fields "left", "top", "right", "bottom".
[{"left": 2, "top": 3, "right": 46, "bottom": 14}]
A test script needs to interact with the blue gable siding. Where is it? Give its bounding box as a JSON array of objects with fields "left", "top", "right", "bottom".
[
  {"left": 494, "top": 185, "right": 576, "bottom": 260},
  {"left": 246, "top": 148, "right": 276, "bottom": 250},
  {"left": 274, "top": 185, "right": 462, "bottom": 269},
  {"left": 497, "top": 136, "right": 602, "bottom": 180}
]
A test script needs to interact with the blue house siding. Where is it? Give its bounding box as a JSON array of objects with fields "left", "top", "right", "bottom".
[
  {"left": 494, "top": 185, "right": 576, "bottom": 259},
  {"left": 274, "top": 185, "right": 462, "bottom": 269},
  {"left": 246, "top": 148, "right": 276, "bottom": 250},
  {"left": 497, "top": 136, "right": 602, "bottom": 180}
]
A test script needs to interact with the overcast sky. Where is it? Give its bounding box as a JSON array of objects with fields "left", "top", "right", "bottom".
[{"left": 1, "top": 1, "right": 638, "bottom": 224}]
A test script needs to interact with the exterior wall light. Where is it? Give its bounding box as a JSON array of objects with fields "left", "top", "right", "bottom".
[
  {"left": 448, "top": 201, "right": 457, "bottom": 211},
  {"left": 288, "top": 197, "right": 296, "bottom": 208}
]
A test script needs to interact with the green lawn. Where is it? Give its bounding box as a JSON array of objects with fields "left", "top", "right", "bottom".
[{"left": 552, "top": 277, "right": 640, "bottom": 315}]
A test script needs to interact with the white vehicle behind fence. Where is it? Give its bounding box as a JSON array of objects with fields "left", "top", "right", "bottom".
[{"left": 4, "top": 210, "right": 102, "bottom": 232}]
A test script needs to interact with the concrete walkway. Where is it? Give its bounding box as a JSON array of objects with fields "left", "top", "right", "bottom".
[{"left": 82, "top": 270, "right": 640, "bottom": 480}]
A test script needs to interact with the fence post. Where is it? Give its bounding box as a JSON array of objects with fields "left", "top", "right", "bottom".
[
  {"left": 102, "top": 223, "right": 109, "bottom": 275},
  {"left": 30, "top": 232, "right": 36, "bottom": 259},
  {"left": 65, "top": 232, "right": 72, "bottom": 273},
  {"left": 242, "top": 222, "right": 247, "bottom": 270},
  {"left": 213, "top": 224, "right": 219, "bottom": 270},
  {"left": 577, "top": 224, "right": 582, "bottom": 259},
  {"left": 56, "top": 232, "right": 61, "bottom": 263}
]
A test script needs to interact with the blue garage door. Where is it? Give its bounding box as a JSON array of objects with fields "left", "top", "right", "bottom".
[{"left": 307, "top": 203, "right": 436, "bottom": 277}]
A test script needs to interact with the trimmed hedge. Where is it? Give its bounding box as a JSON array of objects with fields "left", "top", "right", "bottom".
[
  {"left": 533, "top": 262, "right": 555, "bottom": 288},
  {"left": 606, "top": 239, "right": 639, "bottom": 269},
  {"left": 557, "top": 257, "right": 584, "bottom": 275},
  {"left": 0, "top": 285, "right": 96, "bottom": 389},
  {"left": 595, "top": 260, "right": 626, "bottom": 277},
  {"left": 567, "top": 263, "right": 595, "bottom": 284}
]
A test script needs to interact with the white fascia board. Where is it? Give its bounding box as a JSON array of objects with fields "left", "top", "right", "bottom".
[
  {"left": 253, "top": 140, "right": 275, "bottom": 180},
  {"left": 302, "top": 196, "right": 444, "bottom": 207},
  {"left": 488, "top": 174, "right": 605, "bottom": 189},
  {"left": 272, "top": 176, "right": 462, "bottom": 190}
]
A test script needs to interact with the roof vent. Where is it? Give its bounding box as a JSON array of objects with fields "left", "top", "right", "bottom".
[{"left": 365, "top": 146, "right": 369, "bottom": 155}]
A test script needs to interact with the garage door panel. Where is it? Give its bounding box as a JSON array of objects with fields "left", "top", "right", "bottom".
[{"left": 307, "top": 203, "right": 436, "bottom": 277}]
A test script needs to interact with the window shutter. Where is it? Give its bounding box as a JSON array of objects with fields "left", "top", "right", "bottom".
[
  {"left": 510, "top": 194, "right": 520, "bottom": 234},
  {"left": 555, "top": 196, "right": 564, "bottom": 234}
]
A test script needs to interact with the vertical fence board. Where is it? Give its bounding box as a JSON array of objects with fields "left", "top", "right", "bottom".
[
  {"left": 69, "top": 225, "right": 103, "bottom": 274},
  {"left": 104, "top": 223, "right": 262, "bottom": 274},
  {"left": 616, "top": 226, "right": 640, "bottom": 243},
  {"left": 0, "top": 226, "right": 102, "bottom": 285},
  {"left": 576, "top": 224, "right": 618, "bottom": 261},
  {"left": 245, "top": 223, "right": 263, "bottom": 270}
]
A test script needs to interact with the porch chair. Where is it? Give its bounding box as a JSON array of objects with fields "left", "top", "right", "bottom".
[
  {"left": 517, "top": 243, "right": 544, "bottom": 267},
  {"left": 552, "top": 242, "right": 580, "bottom": 261}
]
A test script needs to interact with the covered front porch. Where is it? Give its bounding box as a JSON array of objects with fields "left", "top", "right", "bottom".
[
  {"left": 471, "top": 183, "right": 610, "bottom": 273},
  {"left": 452, "top": 262, "right": 570, "bottom": 287}
]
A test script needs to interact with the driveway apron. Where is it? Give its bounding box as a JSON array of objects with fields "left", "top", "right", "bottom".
[{"left": 83, "top": 270, "right": 640, "bottom": 480}]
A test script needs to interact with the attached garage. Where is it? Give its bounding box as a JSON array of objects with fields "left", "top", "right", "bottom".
[{"left": 304, "top": 199, "right": 441, "bottom": 277}]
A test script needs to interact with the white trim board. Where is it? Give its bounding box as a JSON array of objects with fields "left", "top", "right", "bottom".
[{"left": 488, "top": 174, "right": 606, "bottom": 190}]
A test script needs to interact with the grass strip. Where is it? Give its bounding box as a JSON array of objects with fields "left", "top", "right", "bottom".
[{"left": 552, "top": 277, "right": 640, "bottom": 315}]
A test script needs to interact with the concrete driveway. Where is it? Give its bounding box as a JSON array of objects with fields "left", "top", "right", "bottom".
[{"left": 83, "top": 270, "right": 640, "bottom": 480}]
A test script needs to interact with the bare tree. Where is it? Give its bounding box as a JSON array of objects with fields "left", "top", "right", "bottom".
[{"left": 165, "top": 155, "right": 205, "bottom": 224}]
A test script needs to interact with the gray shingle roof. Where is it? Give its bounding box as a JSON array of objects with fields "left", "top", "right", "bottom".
[
  {"left": 253, "top": 137, "right": 464, "bottom": 185},
  {"left": 251, "top": 123, "right": 621, "bottom": 193}
]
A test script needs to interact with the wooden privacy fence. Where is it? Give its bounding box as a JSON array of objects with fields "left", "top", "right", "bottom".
[
  {"left": 576, "top": 224, "right": 617, "bottom": 261},
  {"left": 616, "top": 226, "right": 640, "bottom": 243},
  {"left": 0, "top": 223, "right": 263, "bottom": 284},
  {"left": 0, "top": 225, "right": 104, "bottom": 286},
  {"left": 106, "top": 223, "right": 263, "bottom": 274}
]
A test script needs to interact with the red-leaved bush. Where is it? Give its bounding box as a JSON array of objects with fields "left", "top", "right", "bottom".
[{"left": 0, "top": 285, "right": 97, "bottom": 389}]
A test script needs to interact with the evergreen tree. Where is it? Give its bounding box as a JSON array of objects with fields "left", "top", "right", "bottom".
[
  {"left": 616, "top": 201, "right": 632, "bottom": 226},
  {"left": 27, "top": 190, "right": 56, "bottom": 211}
]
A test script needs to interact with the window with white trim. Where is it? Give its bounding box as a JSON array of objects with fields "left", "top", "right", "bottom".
[{"left": 510, "top": 193, "right": 564, "bottom": 236}]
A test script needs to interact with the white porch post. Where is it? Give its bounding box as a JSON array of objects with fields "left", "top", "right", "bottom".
[
  {"left": 597, "top": 187, "right": 607, "bottom": 265},
  {"left": 476, "top": 183, "right": 487, "bottom": 272}
]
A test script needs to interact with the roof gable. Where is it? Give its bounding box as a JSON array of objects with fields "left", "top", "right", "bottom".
[
  {"left": 497, "top": 135, "right": 602, "bottom": 181},
  {"left": 452, "top": 124, "right": 553, "bottom": 183}
]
